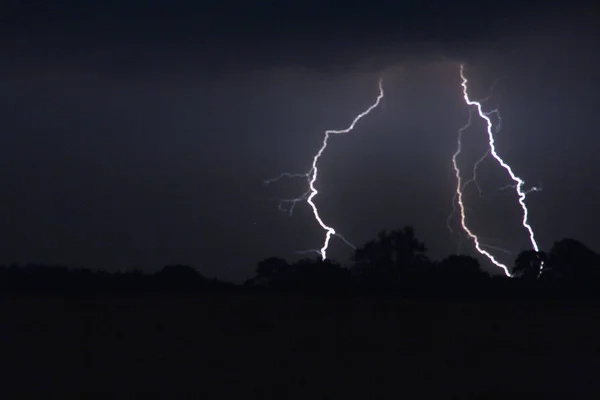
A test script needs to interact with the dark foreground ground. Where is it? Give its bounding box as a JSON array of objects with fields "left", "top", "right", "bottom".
[{"left": 2, "top": 293, "right": 600, "bottom": 396}]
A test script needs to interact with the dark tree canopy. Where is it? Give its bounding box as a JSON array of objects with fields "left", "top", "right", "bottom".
[
  {"left": 354, "top": 227, "right": 429, "bottom": 267},
  {"left": 2, "top": 226, "right": 600, "bottom": 300},
  {"left": 437, "top": 255, "right": 488, "bottom": 281},
  {"left": 546, "top": 239, "right": 600, "bottom": 281},
  {"left": 513, "top": 250, "right": 546, "bottom": 281}
]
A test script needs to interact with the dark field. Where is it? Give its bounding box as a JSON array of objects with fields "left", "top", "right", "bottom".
[{"left": 2, "top": 294, "right": 600, "bottom": 396}]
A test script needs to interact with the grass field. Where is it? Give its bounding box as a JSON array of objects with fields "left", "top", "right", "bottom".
[{"left": 2, "top": 294, "right": 599, "bottom": 396}]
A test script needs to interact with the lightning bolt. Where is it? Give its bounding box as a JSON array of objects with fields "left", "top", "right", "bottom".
[
  {"left": 459, "top": 64, "right": 542, "bottom": 276},
  {"left": 463, "top": 148, "right": 490, "bottom": 197},
  {"left": 447, "top": 109, "right": 498, "bottom": 234},
  {"left": 480, "top": 243, "right": 517, "bottom": 256},
  {"left": 451, "top": 102, "right": 513, "bottom": 276},
  {"left": 266, "top": 79, "right": 384, "bottom": 260},
  {"left": 461, "top": 110, "right": 500, "bottom": 199},
  {"left": 447, "top": 109, "right": 473, "bottom": 235}
]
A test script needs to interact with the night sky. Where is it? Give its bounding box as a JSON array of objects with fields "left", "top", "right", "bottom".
[{"left": 1, "top": 1, "right": 598, "bottom": 282}]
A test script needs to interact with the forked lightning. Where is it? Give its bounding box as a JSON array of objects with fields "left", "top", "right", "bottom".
[
  {"left": 455, "top": 64, "right": 542, "bottom": 276},
  {"left": 266, "top": 79, "right": 385, "bottom": 259}
]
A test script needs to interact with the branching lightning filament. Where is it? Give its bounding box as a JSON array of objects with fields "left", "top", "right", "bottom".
[
  {"left": 459, "top": 64, "right": 543, "bottom": 276},
  {"left": 266, "top": 79, "right": 384, "bottom": 260},
  {"left": 451, "top": 104, "right": 513, "bottom": 277}
]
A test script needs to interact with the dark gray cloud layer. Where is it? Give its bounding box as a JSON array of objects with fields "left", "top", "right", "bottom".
[{"left": 2, "top": 1, "right": 595, "bottom": 72}]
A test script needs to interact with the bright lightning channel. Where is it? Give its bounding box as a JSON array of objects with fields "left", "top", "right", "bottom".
[
  {"left": 459, "top": 64, "right": 543, "bottom": 276},
  {"left": 447, "top": 109, "right": 473, "bottom": 236},
  {"left": 447, "top": 105, "right": 499, "bottom": 234},
  {"left": 266, "top": 79, "right": 384, "bottom": 260},
  {"left": 451, "top": 103, "right": 513, "bottom": 276}
]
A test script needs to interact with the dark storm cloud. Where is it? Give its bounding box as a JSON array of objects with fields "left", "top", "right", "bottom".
[{"left": 2, "top": 0, "right": 592, "bottom": 74}]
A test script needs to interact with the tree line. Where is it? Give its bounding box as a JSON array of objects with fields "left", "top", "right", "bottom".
[{"left": 1, "top": 226, "right": 599, "bottom": 300}]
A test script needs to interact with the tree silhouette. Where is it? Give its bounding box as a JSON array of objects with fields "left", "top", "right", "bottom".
[
  {"left": 156, "top": 265, "right": 203, "bottom": 279},
  {"left": 354, "top": 234, "right": 393, "bottom": 267},
  {"left": 4, "top": 227, "right": 600, "bottom": 299},
  {"left": 354, "top": 226, "right": 428, "bottom": 268},
  {"left": 246, "top": 257, "right": 352, "bottom": 290},
  {"left": 287, "top": 258, "right": 351, "bottom": 290},
  {"left": 249, "top": 257, "right": 293, "bottom": 287},
  {"left": 437, "top": 254, "right": 489, "bottom": 282},
  {"left": 154, "top": 265, "right": 206, "bottom": 291},
  {"left": 546, "top": 239, "right": 600, "bottom": 282},
  {"left": 513, "top": 250, "right": 546, "bottom": 281},
  {"left": 352, "top": 226, "right": 430, "bottom": 288}
]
